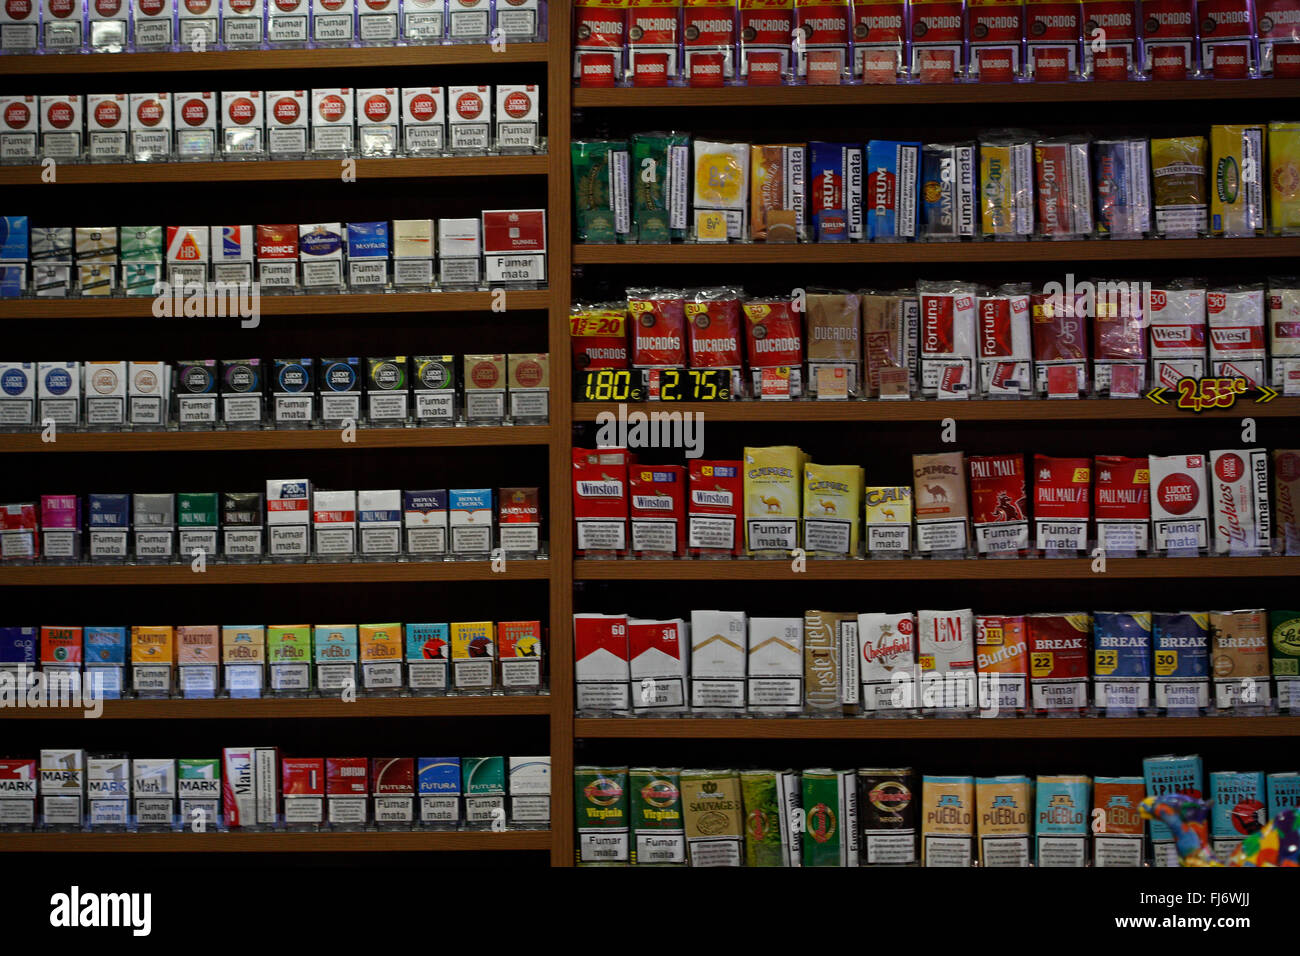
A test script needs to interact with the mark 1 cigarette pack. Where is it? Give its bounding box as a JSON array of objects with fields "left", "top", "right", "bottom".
[
  {"left": 968, "top": 453, "right": 1029, "bottom": 556},
  {"left": 743, "top": 445, "right": 808, "bottom": 555},
  {"left": 802, "top": 462, "right": 863, "bottom": 556},
  {"left": 913, "top": 452, "right": 969, "bottom": 554},
  {"left": 681, "top": 769, "right": 744, "bottom": 866},
  {"left": 1035, "top": 775, "right": 1090, "bottom": 867},
  {"left": 922, "top": 775, "right": 974, "bottom": 866},
  {"left": 689, "top": 460, "right": 742, "bottom": 557},
  {"left": 630, "top": 768, "right": 686, "bottom": 865},
  {"left": 1143, "top": 754, "right": 1204, "bottom": 865},
  {"left": 690, "top": 609, "right": 747, "bottom": 711},
  {"left": 1027, "top": 613, "right": 1090, "bottom": 713},
  {"left": 858, "top": 768, "right": 917, "bottom": 864},
  {"left": 1091, "top": 776, "right": 1146, "bottom": 867},
  {"left": 858, "top": 612, "right": 918, "bottom": 713},
  {"left": 977, "top": 776, "right": 1033, "bottom": 867},
  {"left": 574, "top": 613, "right": 630, "bottom": 713},
  {"left": 87, "top": 757, "right": 129, "bottom": 830},
  {"left": 40, "top": 749, "right": 84, "bottom": 829},
  {"left": 1149, "top": 453, "right": 1209, "bottom": 552},
  {"left": 629, "top": 618, "right": 687, "bottom": 712},
  {"left": 976, "top": 614, "right": 1028, "bottom": 715},
  {"left": 918, "top": 608, "right": 976, "bottom": 712},
  {"left": 864, "top": 486, "right": 912, "bottom": 555},
  {"left": 222, "top": 747, "right": 278, "bottom": 829},
  {"left": 1092, "top": 612, "right": 1152, "bottom": 712},
  {"left": 747, "top": 617, "right": 803, "bottom": 713},
  {"left": 1210, "top": 609, "right": 1270, "bottom": 709},
  {"left": 575, "top": 766, "right": 629, "bottom": 866},
  {"left": 1209, "top": 448, "right": 1271, "bottom": 554}
]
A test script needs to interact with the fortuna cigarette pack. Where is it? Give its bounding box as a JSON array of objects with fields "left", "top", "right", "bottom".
[
  {"left": 690, "top": 609, "right": 747, "bottom": 711},
  {"left": 574, "top": 613, "right": 630, "bottom": 712},
  {"left": 628, "top": 618, "right": 687, "bottom": 711}
]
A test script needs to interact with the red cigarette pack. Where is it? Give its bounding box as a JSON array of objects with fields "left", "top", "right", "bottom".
[
  {"left": 326, "top": 757, "right": 369, "bottom": 796},
  {"left": 686, "top": 288, "right": 744, "bottom": 368},
  {"left": 573, "top": 447, "right": 632, "bottom": 556},
  {"left": 1033, "top": 455, "right": 1091, "bottom": 521},
  {"left": 282, "top": 758, "right": 325, "bottom": 796},
  {"left": 688, "top": 459, "right": 743, "bottom": 556},
  {"left": 630, "top": 465, "right": 687, "bottom": 556},
  {"left": 628, "top": 289, "right": 687, "bottom": 368}
]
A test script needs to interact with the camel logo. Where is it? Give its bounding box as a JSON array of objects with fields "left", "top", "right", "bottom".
[
  {"left": 760, "top": 495, "right": 782, "bottom": 513},
  {"left": 925, "top": 483, "right": 949, "bottom": 502},
  {"left": 819, "top": 499, "right": 837, "bottom": 515}
]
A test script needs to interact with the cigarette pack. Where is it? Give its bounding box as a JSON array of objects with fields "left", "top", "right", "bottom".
[
  {"left": 1210, "top": 609, "right": 1270, "bottom": 709},
  {"left": 575, "top": 767, "right": 629, "bottom": 865},
  {"left": 1209, "top": 448, "right": 1271, "bottom": 554},
  {"left": 920, "top": 143, "right": 977, "bottom": 239},
  {"left": 858, "top": 768, "right": 917, "bottom": 865},
  {"left": 450, "top": 620, "right": 494, "bottom": 692},
  {"left": 372, "top": 758, "right": 415, "bottom": 827},
  {"left": 40, "top": 749, "right": 84, "bottom": 828},
  {"left": 802, "top": 462, "right": 863, "bottom": 556},
  {"left": 866, "top": 140, "right": 921, "bottom": 240},
  {"left": 808, "top": 141, "right": 863, "bottom": 241},
  {"left": 681, "top": 770, "right": 744, "bottom": 866},
  {"left": 1211, "top": 125, "right": 1266, "bottom": 236},
  {"left": 805, "top": 292, "right": 861, "bottom": 399},
  {"left": 495, "top": 85, "right": 539, "bottom": 151},
  {"left": 418, "top": 757, "right": 461, "bottom": 827},
  {"left": 267, "top": 478, "right": 312, "bottom": 559},
  {"left": 87, "top": 757, "right": 130, "bottom": 830},
  {"left": 405, "top": 623, "right": 449, "bottom": 693},
  {"left": 912, "top": 452, "right": 969, "bottom": 553},
  {"left": 1092, "top": 777, "right": 1146, "bottom": 867},
  {"left": 222, "top": 624, "right": 266, "bottom": 698},
  {"left": 348, "top": 224, "right": 391, "bottom": 289},
  {"left": 393, "top": 221, "right": 435, "bottom": 289},
  {"left": 133, "top": 758, "right": 176, "bottom": 830},
  {"left": 0, "top": 760, "right": 37, "bottom": 829},
  {"left": 0, "top": 362, "right": 34, "bottom": 428},
  {"left": 508, "top": 756, "right": 550, "bottom": 827},
  {"left": 626, "top": 618, "right": 688, "bottom": 712},
  {"left": 1152, "top": 612, "right": 1210, "bottom": 712},
  {"left": 1209, "top": 771, "right": 1266, "bottom": 859},
  {"left": 690, "top": 609, "right": 747, "bottom": 711},
  {"left": 1207, "top": 287, "right": 1267, "bottom": 384},
  {"left": 743, "top": 298, "right": 804, "bottom": 398},
  {"left": 129, "top": 93, "right": 171, "bottom": 162},
  {"left": 627, "top": 0, "right": 680, "bottom": 85},
  {"left": 84, "top": 626, "right": 125, "bottom": 699},
  {"left": 463, "top": 354, "right": 504, "bottom": 423},
  {"left": 918, "top": 608, "right": 976, "bottom": 712},
  {"left": 87, "top": 93, "right": 130, "bottom": 163},
  {"left": 976, "top": 614, "right": 1028, "bottom": 715},
  {"left": 357, "top": 489, "right": 400, "bottom": 558},
  {"left": 497, "top": 620, "right": 543, "bottom": 691},
  {"left": 39, "top": 95, "right": 82, "bottom": 161},
  {"left": 1143, "top": 754, "right": 1204, "bottom": 865},
  {"left": 864, "top": 486, "right": 912, "bottom": 555},
  {"left": 327, "top": 757, "right": 369, "bottom": 828},
  {"left": 0, "top": 96, "right": 36, "bottom": 163},
  {"left": 804, "top": 610, "right": 853, "bottom": 714},
  {"left": 630, "top": 466, "right": 686, "bottom": 557},
  {"left": 1268, "top": 772, "right": 1300, "bottom": 820},
  {"left": 743, "top": 445, "right": 808, "bottom": 555},
  {"left": 1270, "top": 610, "right": 1300, "bottom": 710},
  {"left": 507, "top": 353, "right": 549, "bottom": 423},
  {"left": 311, "top": 0, "right": 355, "bottom": 43},
  {"left": 630, "top": 768, "right": 687, "bottom": 865},
  {"left": 1094, "top": 139, "right": 1152, "bottom": 236},
  {"left": 750, "top": 145, "right": 806, "bottom": 242},
  {"left": 979, "top": 133, "right": 1034, "bottom": 237},
  {"left": 1149, "top": 453, "right": 1209, "bottom": 551},
  {"left": 976, "top": 776, "right": 1032, "bottom": 867},
  {"left": 859, "top": 612, "right": 918, "bottom": 713},
  {"left": 574, "top": 448, "right": 631, "bottom": 556},
  {"left": 356, "top": 88, "right": 398, "bottom": 157},
  {"left": 967, "top": 0, "right": 1024, "bottom": 79},
  {"left": 801, "top": 769, "right": 859, "bottom": 867},
  {"left": 448, "top": 87, "right": 490, "bottom": 153},
  {"left": 1027, "top": 613, "right": 1090, "bottom": 714},
  {"left": 497, "top": 486, "right": 540, "bottom": 558},
  {"left": 910, "top": 0, "right": 967, "bottom": 78},
  {"left": 401, "top": 87, "right": 445, "bottom": 155},
  {"left": 1035, "top": 775, "right": 1091, "bottom": 867},
  {"left": 1033, "top": 455, "right": 1091, "bottom": 553},
  {"left": 918, "top": 281, "right": 977, "bottom": 397},
  {"left": 173, "top": 92, "right": 217, "bottom": 160},
  {"left": 689, "top": 460, "right": 742, "bottom": 557},
  {"left": 281, "top": 758, "right": 324, "bottom": 828},
  {"left": 314, "top": 624, "right": 358, "bottom": 695},
  {"left": 365, "top": 356, "right": 408, "bottom": 424},
  {"left": 267, "top": 625, "right": 312, "bottom": 695},
  {"left": 359, "top": 622, "right": 403, "bottom": 693},
  {"left": 177, "top": 625, "right": 219, "bottom": 699},
  {"left": 922, "top": 775, "right": 974, "bottom": 866},
  {"left": 463, "top": 756, "right": 505, "bottom": 827},
  {"left": 222, "top": 491, "right": 263, "bottom": 562},
  {"left": 747, "top": 617, "right": 804, "bottom": 713},
  {"left": 403, "top": 490, "right": 447, "bottom": 556},
  {"left": 131, "top": 625, "right": 173, "bottom": 696},
  {"left": 448, "top": 488, "right": 492, "bottom": 558},
  {"left": 968, "top": 454, "right": 1029, "bottom": 556},
  {"left": 1092, "top": 612, "right": 1152, "bottom": 712}
]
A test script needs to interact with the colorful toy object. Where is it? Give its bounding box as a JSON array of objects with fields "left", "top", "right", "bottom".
[{"left": 1141, "top": 794, "right": 1300, "bottom": 866}]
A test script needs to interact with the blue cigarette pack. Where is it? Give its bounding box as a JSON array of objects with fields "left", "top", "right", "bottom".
[
  {"left": 920, "top": 143, "right": 977, "bottom": 239},
  {"left": 1093, "top": 139, "right": 1151, "bottom": 237},
  {"left": 0, "top": 216, "right": 29, "bottom": 261},
  {"left": 0, "top": 626, "right": 36, "bottom": 664},
  {"left": 84, "top": 627, "right": 127, "bottom": 666},
  {"left": 88, "top": 494, "right": 130, "bottom": 529},
  {"left": 808, "top": 142, "right": 863, "bottom": 242},
  {"left": 1267, "top": 772, "right": 1300, "bottom": 820},
  {"left": 1143, "top": 754, "right": 1204, "bottom": 843},
  {"left": 0, "top": 264, "right": 25, "bottom": 297},
  {"left": 1035, "top": 776, "right": 1090, "bottom": 837},
  {"left": 347, "top": 222, "right": 390, "bottom": 259},
  {"left": 1209, "top": 771, "right": 1266, "bottom": 846},
  {"left": 406, "top": 623, "right": 449, "bottom": 663},
  {"left": 418, "top": 757, "right": 462, "bottom": 796},
  {"left": 313, "top": 625, "right": 358, "bottom": 664},
  {"left": 320, "top": 357, "right": 361, "bottom": 393},
  {"left": 1152, "top": 612, "right": 1210, "bottom": 712},
  {"left": 866, "top": 140, "right": 922, "bottom": 240},
  {"left": 1093, "top": 612, "right": 1151, "bottom": 711}
]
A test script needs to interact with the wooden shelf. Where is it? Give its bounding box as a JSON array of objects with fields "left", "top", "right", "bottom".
[
  {"left": 0, "top": 425, "right": 552, "bottom": 453},
  {"left": 0, "top": 290, "right": 550, "bottom": 320},
  {"left": 574, "top": 79, "right": 1300, "bottom": 108},
  {"left": 0, "top": 561, "right": 552, "bottom": 586},
  {"left": 0, "top": 830, "right": 551, "bottom": 852},
  {"left": 575, "top": 556, "right": 1300, "bottom": 581},
  {"left": 574, "top": 398, "right": 1299, "bottom": 422},
  {"left": 0, "top": 155, "right": 548, "bottom": 186},
  {"left": 0, "top": 695, "right": 551, "bottom": 720},
  {"left": 0, "top": 43, "right": 550, "bottom": 75},
  {"left": 575, "top": 716, "right": 1300, "bottom": 739},
  {"left": 573, "top": 238, "right": 1300, "bottom": 264}
]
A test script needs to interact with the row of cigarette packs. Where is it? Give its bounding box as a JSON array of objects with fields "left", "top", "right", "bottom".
[
  {"left": 1, "top": 621, "right": 545, "bottom": 698},
  {"left": 0, "top": 87, "right": 543, "bottom": 164},
  {"left": 0, "top": 355, "right": 550, "bottom": 431},
  {"left": 574, "top": 125, "right": 1299, "bottom": 244},
  {"left": 573, "top": 0, "right": 1299, "bottom": 87},
  {"left": 0, "top": 0, "right": 540, "bottom": 54},
  {"left": 572, "top": 281, "right": 1300, "bottom": 399},
  {"left": 574, "top": 609, "right": 1300, "bottom": 716},
  {"left": 0, "top": 216, "right": 549, "bottom": 295},
  {"left": 0, "top": 485, "right": 543, "bottom": 564},
  {"left": 572, "top": 447, "right": 1299, "bottom": 559},
  {"left": 0, "top": 752, "right": 551, "bottom": 833},
  {"left": 574, "top": 760, "right": 1300, "bottom": 867}
]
